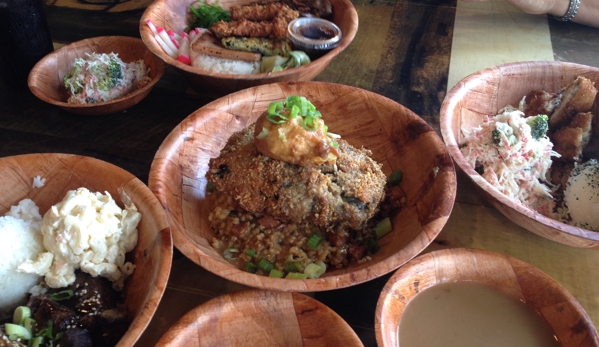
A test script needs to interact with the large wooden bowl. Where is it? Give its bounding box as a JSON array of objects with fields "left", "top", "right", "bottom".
[
  {"left": 0, "top": 153, "right": 173, "bottom": 347},
  {"left": 149, "top": 81, "right": 457, "bottom": 291},
  {"left": 375, "top": 248, "right": 599, "bottom": 347},
  {"left": 28, "top": 36, "right": 166, "bottom": 116},
  {"left": 139, "top": 0, "right": 358, "bottom": 96},
  {"left": 440, "top": 61, "right": 599, "bottom": 248},
  {"left": 155, "top": 289, "right": 363, "bottom": 346}
]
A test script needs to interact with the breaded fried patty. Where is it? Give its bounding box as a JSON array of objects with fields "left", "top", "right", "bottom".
[{"left": 206, "top": 125, "right": 387, "bottom": 231}]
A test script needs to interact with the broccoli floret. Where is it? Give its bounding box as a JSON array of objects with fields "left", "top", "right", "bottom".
[
  {"left": 527, "top": 114, "right": 549, "bottom": 140},
  {"left": 492, "top": 129, "right": 501, "bottom": 145},
  {"left": 63, "top": 73, "right": 82, "bottom": 94},
  {"left": 98, "top": 59, "right": 123, "bottom": 91}
]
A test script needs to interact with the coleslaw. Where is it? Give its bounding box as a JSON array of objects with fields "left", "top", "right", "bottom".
[
  {"left": 63, "top": 52, "right": 151, "bottom": 104},
  {"left": 461, "top": 106, "right": 560, "bottom": 216}
]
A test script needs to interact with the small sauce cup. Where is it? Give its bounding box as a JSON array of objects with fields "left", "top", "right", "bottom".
[{"left": 287, "top": 18, "right": 342, "bottom": 59}]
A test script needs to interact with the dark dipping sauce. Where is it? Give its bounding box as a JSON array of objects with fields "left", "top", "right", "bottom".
[{"left": 299, "top": 25, "right": 335, "bottom": 40}]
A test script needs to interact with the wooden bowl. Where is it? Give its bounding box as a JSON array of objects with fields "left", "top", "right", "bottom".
[
  {"left": 155, "top": 289, "right": 363, "bottom": 346},
  {"left": 440, "top": 61, "right": 599, "bottom": 248},
  {"left": 149, "top": 81, "right": 457, "bottom": 291},
  {"left": 375, "top": 248, "right": 599, "bottom": 347},
  {"left": 28, "top": 36, "right": 166, "bottom": 116},
  {"left": 0, "top": 153, "right": 173, "bottom": 346},
  {"left": 139, "top": 0, "right": 358, "bottom": 96}
]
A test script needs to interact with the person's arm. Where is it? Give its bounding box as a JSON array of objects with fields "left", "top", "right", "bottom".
[{"left": 462, "top": 0, "right": 599, "bottom": 28}]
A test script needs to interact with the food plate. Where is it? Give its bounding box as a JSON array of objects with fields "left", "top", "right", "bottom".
[
  {"left": 440, "top": 61, "right": 599, "bottom": 248},
  {"left": 375, "top": 248, "right": 599, "bottom": 347},
  {"left": 155, "top": 289, "right": 363, "bottom": 347},
  {"left": 149, "top": 81, "right": 456, "bottom": 291},
  {"left": 0, "top": 153, "right": 172, "bottom": 346}
]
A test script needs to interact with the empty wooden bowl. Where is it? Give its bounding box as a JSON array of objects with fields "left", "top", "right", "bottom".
[
  {"left": 0, "top": 153, "right": 172, "bottom": 346},
  {"left": 28, "top": 36, "right": 166, "bottom": 116},
  {"left": 139, "top": 0, "right": 358, "bottom": 96},
  {"left": 375, "top": 248, "right": 599, "bottom": 347},
  {"left": 440, "top": 61, "right": 599, "bottom": 248},
  {"left": 149, "top": 81, "right": 457, "bottom": 292},
  {"left": 155, "top": 289, "right": 363, "bottom": 346}
]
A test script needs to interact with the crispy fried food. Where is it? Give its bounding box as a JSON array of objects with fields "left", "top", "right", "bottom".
[
  {"left": 550, "top": 160, "right": 574, "bottom": 188},
  {"left": 548, "top": 76, "right": 597, "bottom": 130},
  {"left": 191, "top": 29, "right": 261, "bottom": 62},
  {"left": 230, "top": 1, "right": 299, "bottom": 22},
  {"left": 551, "top": 111, "right": 594, "bottom": 161},
  {"left": 521, "top": 90, "right": 561, "bottom": 118},
  {"left": 221, "top": 35, "right": 292, "bottom": 56},
  {"left": 210, "top": 3, "right": 299, "bottom": 40},
  {"left": 206, "top": 125, "right": 387, "bottom": 231}
]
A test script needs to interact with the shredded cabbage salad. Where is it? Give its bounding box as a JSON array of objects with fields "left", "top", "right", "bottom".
[
  {"left": 461, "top": 106, "right": 560, "bottom": 216},
  {"left": 63, "top": 52, "right": 151, "bottom": 104}
]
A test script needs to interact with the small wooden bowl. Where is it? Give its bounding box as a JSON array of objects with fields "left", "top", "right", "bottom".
[
  {"left": 139, "top": 0, "right": 358, "bottom": 96},
  {"left": 440, "top": 61, "right": 599, "bottom": 248},
  {"left": 0, "top": 153, "right": 173, "bottom": 347},
  {"left": 375, "top": 248, "right": 599, "bottom": 347},
  {"left": 149, "top": 81, "right": 457, "bottom": 292},
  {"left": 155, "top": 289, "right": 363, "bottom": 346},
  {"left": 28, "top": 36, "right": 166, "bottom": 116}
]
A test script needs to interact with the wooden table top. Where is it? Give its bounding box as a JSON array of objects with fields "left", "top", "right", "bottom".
[{"left": 1, "top": 0, "right": 599, "bottom": 346}]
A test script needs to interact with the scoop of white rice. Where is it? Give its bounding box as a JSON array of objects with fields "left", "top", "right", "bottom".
[
  {"left": 0, "top": 199, "right": 44, "bottom": 314},
  {"left": 564, "top": 159, "right": 599, "bottom": 231},
  {"left": 192, "top": 53, "right": 260, "bottom": 75}
]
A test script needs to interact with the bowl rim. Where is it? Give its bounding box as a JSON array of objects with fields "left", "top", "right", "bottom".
[
  {"left": 374, "top": 247, "right": 599, "bottom": 347},
  {"left": 27, "top": 35, "right": 167, "bottom": 109},
  {"left": 439, "top": 60, "right": 599, "bottom": 246},
  {"left": 149, "top": 80, "right": 457, "bottom": 292},
  {"left": 138, "top": 0, "right": 358, "bottom": 81},
  {"left": 0, "top": 152, "right": 173, "bottom": 347}
]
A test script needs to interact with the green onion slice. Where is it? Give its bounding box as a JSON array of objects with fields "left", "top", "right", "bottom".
[
  {"left": 256, "top": 127, "right": 269, "bottom": 139},
  {"left": 285, "top": 272, "right": 308, "bottom": 280},
  {"left": 12, "top": 306, "right": 31, "bottom": 325},
  {"left": 257, "top": 257, "right": 274, "bottom": 272},
  {"left": 268, "top": 101, "right": 284, "bottom": 115},
  {"left": 304, "top": 261, "right": 326, "bottom": 279},
  {"left": 22, "top": 317, "right": 36, "bottom": 334},
  {"left": 246, "top": 249, "right": 256, "bottom": 258},
  {"left": 367, "top": 238, "right": 380, "bottom": 254},
  {"left": 388, "top": 170, "right": 403, "bottom": 186},
  {"left": 269, "top": 269, "right": 283, "bottom": 278},
  {"left": 223, "top": 248, "right": 239, "bottom": 260},
  {"left": 266, "top": 113, "right": 288, "bottom": 124},
  {"left": 244, "top": 262, "right": 258, "bottom": 273},
  {"left": 29, "top": 336, "right": 44, "bottom": 347},
  {"left": 374, "top": 217, "right": 393, "bottom": 240},
  {"left": 50, "top": 289, "right": 74, "bottom": 302},
  {"left": 283, "top": 261, "right": 303, "bottom": 273},
  {"left": 306, "top": 233, "right": 324, "bottom": 250},
  {"left": 5, "top": 323, "right": 31, "bottom": 340}
]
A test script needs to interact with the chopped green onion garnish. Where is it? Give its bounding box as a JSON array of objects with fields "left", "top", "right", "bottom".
[
  {"left": 36, "top": 321, "right": 54, "bottom": 339},
  {"left": 223, "top": 248, "right": 239, "bottom": 260},
  {"left": 13, "top": 306, "right": 31, "bottom": 325},
  {"left": 289, "top": 105, "right": 300, "bottom": 118},
  {"left": 285, "top": 272, "right": 308, "bottom": 280},
  {"left": 246, "top": 249, "right": 256, "bottom": 258},
  {"left": 29, "top": 336, "right": 44, "bottom": 347},
  {"left": 283, "top": 261, "right": 303, "bottom": 273},
  {"left": 306, "top": 233, "right": 324, "bottom": 250},
  {"left": 49, "top": 289, "right": 74, "bottom": 301},
  {"left": 367, "top": 238, "right": 380, "bottom": 254},
  {"left": 22, "top": 317, "right": 36, "bottom": 334},
  {"left": 5, "top": 323, "right": 31, "bottom": 340},
  {"left": 257, "top": 257, "right": 274, "bottom": 272},
  {"left": 330, "top": 141, "right": 339, "bottom": 148},
  {"left": 374, "top": 217, "right": 393, "bottom": 239},
  {"left": 266, "top": 113, "right": 288, "bottom": 124},
  {"left": 256, "top": 127, "right": 269, "bottom": 139},
  {"left": 244, "top": 262, "right": 258, "bottom": 273},
  {"left": 388, "top": 170, "right": 403, "bottom": 186},
  {"left": 268, "top": 101, "right": 284, "bottom": 115},
  {"left": 269, "top": 269, "right": 283, "bottom": 278},
  {"left": 304, "top": 261, "right": 326, "bottom": 279}
]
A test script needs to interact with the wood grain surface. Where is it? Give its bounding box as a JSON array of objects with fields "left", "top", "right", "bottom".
[
  {"left": 0, "top": 153, "right": 173, "bottom": 347},
  {"left": 440, "top": 61, "right": 599, "bottom": 248},
  {"left": 375, "top": 248, "right": 599, "bottom": 347},
  {"left": 148, "top": 81, "right": 457, "bottom": 292},
  {"left": 155, "top": 289, "right": 363, "bottom": 346},
  {"left": 139, "top": 0, "right": 358, "bottom": 96},
  {"left": 27, "top": 36, "right": 166, "bottom": 116}
]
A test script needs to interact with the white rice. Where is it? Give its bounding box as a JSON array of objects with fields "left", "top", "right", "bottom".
[
  {"left": 192, "top": 54, "right": 260, "bottom": 75},
  {"left": 32, "top": 175, "right": 46, "bottom": 188},
  {"left": 564, "top": 159, "right": 599, "bottom": 231},
  {"left": 0, "top": 199, "right": 44, "bottom": 314}
]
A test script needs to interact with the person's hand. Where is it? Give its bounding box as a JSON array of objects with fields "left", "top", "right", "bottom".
[{"left": 461, "top": 0, "right": 559, "bottom": 15}]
